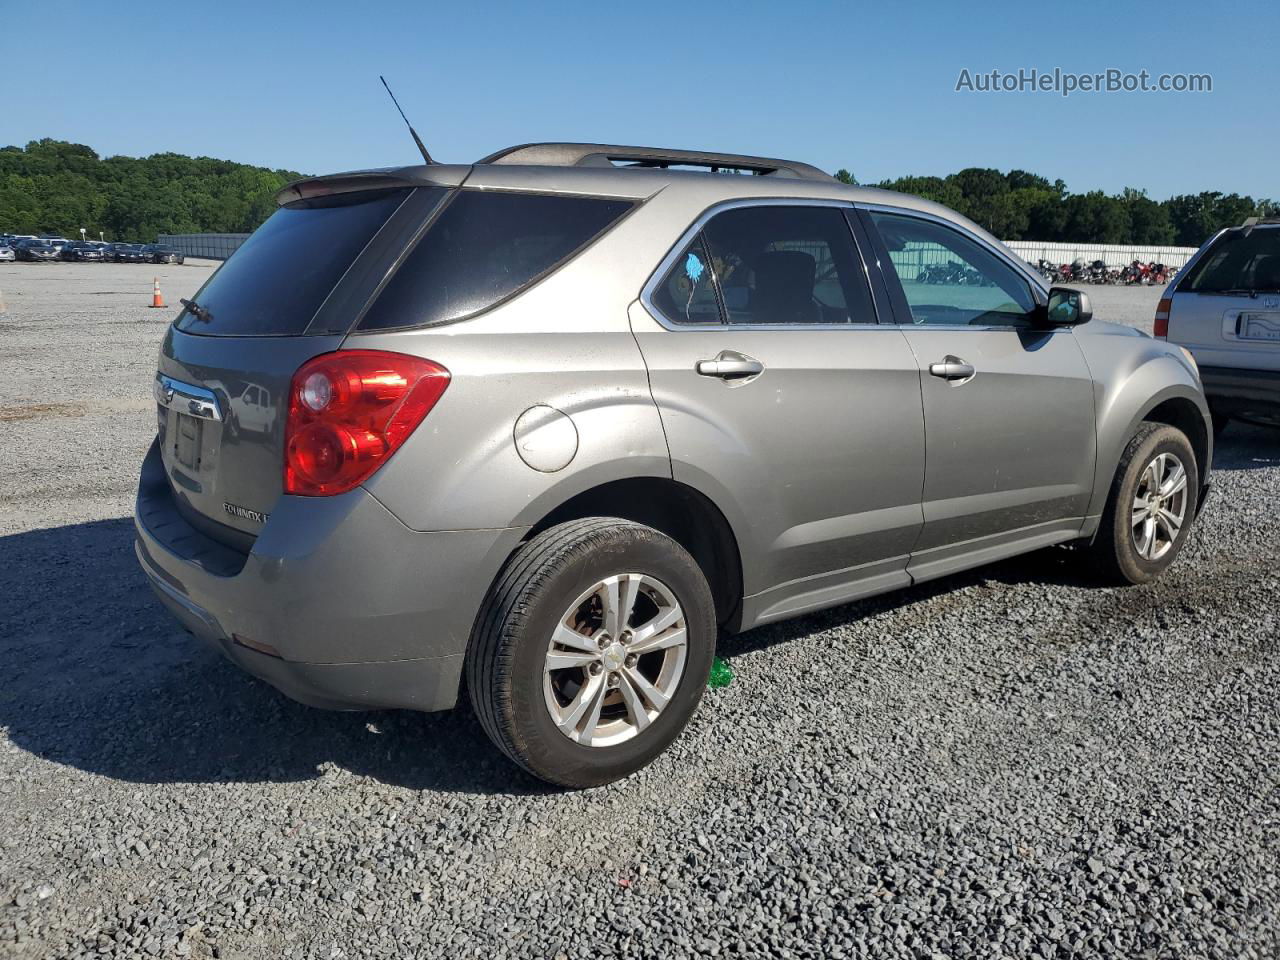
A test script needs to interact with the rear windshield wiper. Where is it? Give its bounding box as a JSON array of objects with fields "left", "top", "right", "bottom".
[{"left": 179, "top": 298, "right": 214, "bottom": 323}]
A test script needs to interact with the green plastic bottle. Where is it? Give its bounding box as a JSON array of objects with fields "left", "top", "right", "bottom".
[{"left": 707, "top": 656, "right": 733, "bottom": 689}]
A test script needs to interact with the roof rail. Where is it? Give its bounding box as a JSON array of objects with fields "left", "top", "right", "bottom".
[
  {"left": 477, "top": 142, "right": 834, "bottom": 182},
  {"left": 1239, "top": 214, "right": 1280, "bottom": 237}
]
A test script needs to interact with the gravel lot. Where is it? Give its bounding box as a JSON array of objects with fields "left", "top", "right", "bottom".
[{"left": 2, "top": 264, "right": 1278, "bottom": 959}]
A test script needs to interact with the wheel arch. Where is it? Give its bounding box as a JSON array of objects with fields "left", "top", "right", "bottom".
[
  {"left": 1090, "top": 371, "right": 1213, "bottom": 520},
  {"left": 522, "top": 476, "right": 745, "bottom": 631},
  {"left": 1141, "top": 394, "right": 1210, "bottom": 490}
]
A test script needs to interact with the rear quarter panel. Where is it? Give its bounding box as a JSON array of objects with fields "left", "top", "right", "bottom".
[{"left": 350, "top": 202, "right": 676, "bottom": 533}]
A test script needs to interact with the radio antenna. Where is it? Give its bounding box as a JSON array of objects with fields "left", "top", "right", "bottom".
[{"left": 379, "top": 75, "right": 434, "bottom": 165}]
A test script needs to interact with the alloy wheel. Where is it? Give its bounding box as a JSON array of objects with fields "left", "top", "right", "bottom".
[
  {"left": 543, "top": 573, "right": 687, "bottom": 747},
  {"left": 1131, "top": 452, "right": 1188, "bottom": 561}
]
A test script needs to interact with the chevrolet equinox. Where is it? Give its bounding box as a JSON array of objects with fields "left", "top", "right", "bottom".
[{"left": 135, "top": 143, "right": 1213, "bottom": 786}]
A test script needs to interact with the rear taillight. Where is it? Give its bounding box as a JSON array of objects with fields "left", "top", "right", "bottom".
[
  {"left": 1153, "top": 297, "right": 1172, "bottom": 338},
  {"left": 284, "top": 350, "right": 450, "bottom": 496}
]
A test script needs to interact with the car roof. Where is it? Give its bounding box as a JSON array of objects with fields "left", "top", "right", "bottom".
[{"left": 277, "top": 141, "right": 996, "bottom": 245}]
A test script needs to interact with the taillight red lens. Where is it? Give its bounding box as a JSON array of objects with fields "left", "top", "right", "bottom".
[
  {"left": 1153, "top": 298, "right": 1172, "bottom": 338},
  {"left": 284, "top": 350, "right": 450, "bottom": 496}
]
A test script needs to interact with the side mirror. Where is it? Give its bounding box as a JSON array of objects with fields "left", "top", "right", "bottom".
[{"left": 1042, "top": 286, "right": 1093, "bottom": 326}]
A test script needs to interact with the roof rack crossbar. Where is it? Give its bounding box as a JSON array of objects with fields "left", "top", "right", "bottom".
[{"left": 478, "top": 142, "right": 834, "bottom": 182}]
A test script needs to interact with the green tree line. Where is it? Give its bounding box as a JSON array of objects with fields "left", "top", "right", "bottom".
[
  {"left": 836, "top": 167, "right": 1275, "bottom": 247},
  {"left": 0, "top": 139, "right": 304, "bottom": 242},
  {"left": 1, "top": 139, "right": 1272, "bottom": 248}
]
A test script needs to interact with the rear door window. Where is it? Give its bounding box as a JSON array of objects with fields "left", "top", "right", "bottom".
[
  {"left": 1180, "top": 227, "right": 1280, "bottom": 293},
  {"left": 358, "top": 190, "right": 634, "bottom": 331},
  {"left": 650, "top": 204, "right": 876, "bottom": 326},
  {"left": 174, "top": 188, "right": 411, "bottom": 337}
]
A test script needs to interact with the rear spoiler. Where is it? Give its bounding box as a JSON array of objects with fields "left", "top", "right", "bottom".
[{"left": 275, "top": 165, "right": 470, "bottom": 206}]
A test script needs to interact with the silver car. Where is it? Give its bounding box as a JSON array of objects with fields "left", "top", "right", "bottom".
[
  {"left": 1159, "top": 216, "right": 1280, "bottom": 430},
  {"left": 135, "top": 143, "right": 1212, "bottom": 786}
]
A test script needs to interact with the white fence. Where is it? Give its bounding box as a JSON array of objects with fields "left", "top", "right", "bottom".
[{"left": 1003, "top": 240, "right": 1198, "bottom": 269}]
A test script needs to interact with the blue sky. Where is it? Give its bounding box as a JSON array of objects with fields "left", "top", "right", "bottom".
[{"left": 5, "top": 0, "right": 1275, "bottom": 199}]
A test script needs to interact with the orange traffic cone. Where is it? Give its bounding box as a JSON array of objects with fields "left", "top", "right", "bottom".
[{"left": 150, "top": 277, "right": 166, "bottom": 309}]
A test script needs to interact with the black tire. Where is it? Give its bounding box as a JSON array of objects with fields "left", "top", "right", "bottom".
[
  {"left": 1088, "top": 422, "right": 1199, "bottom": 585},
  {"left": 466, "top": 518, "right": 716, "bottom": 788}
]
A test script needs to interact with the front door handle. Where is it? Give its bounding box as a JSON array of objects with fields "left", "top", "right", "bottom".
[
  {"left": 928, "top": 357, "right": 976, "bottom": 381},
  {"left": 696, "top": 352, "right": 764, "bottom": 380}
]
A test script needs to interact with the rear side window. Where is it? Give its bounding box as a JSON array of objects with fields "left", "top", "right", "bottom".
[
  {"left": 174, "top": 189, "right": 410, "bottom": 336},
  {"left": 1180, "top": 227, "right": 1280, "bottom": 293},
  {"left": 651, "top": 236, "right": 721, "bottom": 324},
  {"left": 651, "top": 205, "right": 876, "bottom": 326},
  {"left": 359, "top": 191, "right": 634, "bottom": 330}
]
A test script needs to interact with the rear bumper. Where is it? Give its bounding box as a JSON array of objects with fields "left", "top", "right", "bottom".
[
  {"left": 1200, "top": 365, "right": 1280, "bottom": 415},
  {"left": 134, "top": 439, "right": 525, "bottom": 711}
]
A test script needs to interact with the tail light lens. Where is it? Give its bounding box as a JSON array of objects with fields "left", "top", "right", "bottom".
[
  {"left": 1153, "top": 298, "right": 1172, "bottom": 338},
  {"left": 284, "top": 350, "right": 450, "bottom": 496}
]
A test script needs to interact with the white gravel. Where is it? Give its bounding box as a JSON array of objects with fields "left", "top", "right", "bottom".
[{"left": 1, "top": 264, "right": 1278, "bottom": 959}]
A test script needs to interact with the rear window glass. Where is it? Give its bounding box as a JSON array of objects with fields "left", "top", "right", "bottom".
[
  {"left": 358, "top": 190, "right": 634, "bottom": 330},
  {"left": 175, "top": 188, "right": 409, "bottom": 336},
  {"left": 1180, "top": 227, "right": 1280, "bottom": 293}
]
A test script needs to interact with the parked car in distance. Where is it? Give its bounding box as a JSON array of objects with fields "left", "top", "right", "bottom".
[
  {"left": 15, "top": 238, "right": 60, "bottom": 262},
  {"left": 135, "top": 142, "right": 1213, "bottom": 787},
  {"left": 106, "top": 242, "right": 147, "bottom": 263},
  {"left": 39, "top": 236, "right": 70, "bottom": 252},
  {"left": 60, "top": 240, "right": 105, "bottom": 262},
  {"left": 0, "top": 242, "right": 14, "bottom": 263},
  {"left": 1159, "top": 216, "right": 1280, "bottom": 431},
  {"left": 142, "top": 243, "right": 185, "bottom": 264}
]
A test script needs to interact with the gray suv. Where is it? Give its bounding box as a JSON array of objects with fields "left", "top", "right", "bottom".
[{"left": 135, "top": 143, "right": 1212, "bottom": 787}]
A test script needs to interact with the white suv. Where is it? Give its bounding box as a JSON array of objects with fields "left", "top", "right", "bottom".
[{"left": 1160, "top": 217, "right": 1280, "bottom": 431}]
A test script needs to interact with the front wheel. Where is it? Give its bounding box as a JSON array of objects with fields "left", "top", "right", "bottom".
[
  {"left": 466, "top": 518, "right": 716, "bottom": 788},
  {"left": 1087, "top": 422, "right": 1199, "bottom": 584}
]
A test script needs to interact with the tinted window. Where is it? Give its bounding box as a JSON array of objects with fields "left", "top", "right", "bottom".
[
  {"left": 359, "top": 190, "right": 634, "bottom": 331},
  {"left": 653, "top": 205, "right": 875, "bottom": 326},
  {"left": 174, "top": 188, "right": 409, "bottom": 336},
  {"left": 1180, "top": 227, "right": 1280, "bottom": 293},
  {"left": 869, "top": 211, "right": 1036, "bottom": 327}
]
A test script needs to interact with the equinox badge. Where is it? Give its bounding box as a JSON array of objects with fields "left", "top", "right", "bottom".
[{"left": 223, "top": 502, "right": 268, "bottom": 525}]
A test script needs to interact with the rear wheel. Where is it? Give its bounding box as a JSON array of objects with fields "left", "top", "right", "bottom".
[
  {"left": 466, "top": 518, "right": 716, "bottom": 788},
  {"left": 1088, "top": 422, "right": 1198, "bottom": 584}
]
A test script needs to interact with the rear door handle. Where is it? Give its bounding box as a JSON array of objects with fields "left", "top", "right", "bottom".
[
  {"left": 928, "top": 357, "right": 976, "bottom": 381},
  {"left": 696, "top": 352, "right": 764, "bottom": 380}
]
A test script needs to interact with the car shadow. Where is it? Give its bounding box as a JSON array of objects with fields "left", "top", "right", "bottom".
[
  {"left": 1213, "top": 420, "right": 1278, "bottom": 470},
  {"left": 0, "top": 517, "right": 549, "bottom": 796},
  {"left": 719, "top": 544, "right": 1101, "bottom": 662},
  {"left": 4, "top": 423, "right": 1271, "bottom": 793}
]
